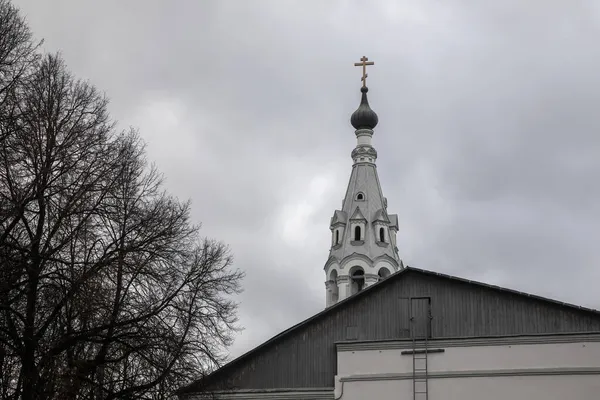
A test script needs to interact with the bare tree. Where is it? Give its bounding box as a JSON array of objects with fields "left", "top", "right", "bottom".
[
  {"left": 0, "top": 0, "right": 39, "bottom": 90},
  {"left": 0, "top": 0, "right": 40, "bottom": 256},
  {"left": 0, "top": 0, "right": 40, "bottom": 140},
  {"left": 0, "top": 7, "right": 243, "bottom": 400},
  {"left": 0, "top": 2, "right": 37, "bottom": 395}
]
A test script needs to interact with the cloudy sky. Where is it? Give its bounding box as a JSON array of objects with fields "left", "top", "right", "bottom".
[{"left": 15, "top": 0, "right": 600, "bottom": 359}]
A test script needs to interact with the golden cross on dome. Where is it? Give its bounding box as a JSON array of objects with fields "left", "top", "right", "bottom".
[{"left": 354, "top": 56, "right": 374, "bottom": 88}]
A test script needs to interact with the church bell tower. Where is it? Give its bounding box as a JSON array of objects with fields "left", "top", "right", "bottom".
[{"left": 324, "top": 57, "right": 404, "bottom": 307}]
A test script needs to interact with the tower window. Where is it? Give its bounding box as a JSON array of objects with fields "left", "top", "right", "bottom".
[
  {"left": 378, "top": 267, "right": 391, "bottom": 282},
  {"left": 379, "top": 227, "right": 385, "bottom": 242},
  {"left": 330, "top": 270, "right": 339, "bottom": 304},
  {"left": 355, "top": 192, "right": 365, "bottom": 201},
  {"left": 350, "top": 268, "right": 365, "bottom": 294},
  {"left": 335, "top": 230, "right": 340, "bottom": 244},
  {"left": 354, "top": 226, "right": 361, "bottom": 241}
]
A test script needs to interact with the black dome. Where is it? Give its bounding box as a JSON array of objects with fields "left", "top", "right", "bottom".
[{"left": 350, "top": 86, "right": 378, "bottom": 130}]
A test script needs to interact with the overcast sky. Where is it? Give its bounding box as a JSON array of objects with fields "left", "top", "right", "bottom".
[{"left": 15, "top": 0, "right": 600, "bottom": 360}]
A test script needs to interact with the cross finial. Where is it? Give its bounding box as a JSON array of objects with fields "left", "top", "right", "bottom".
[{"left": 354, "top": 56, "right": 374, "bottom": 88}]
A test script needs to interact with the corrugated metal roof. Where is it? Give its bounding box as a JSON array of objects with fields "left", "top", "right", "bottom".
[{"left": 178, "top": 266, "right": 600, "bottom": 395}]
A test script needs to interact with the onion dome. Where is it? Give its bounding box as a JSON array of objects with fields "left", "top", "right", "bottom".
[{"left": 350, "top": 86, "right": 379, "bottom": 130}]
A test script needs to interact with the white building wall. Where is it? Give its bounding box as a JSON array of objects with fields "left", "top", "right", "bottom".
[
  {"left": 335, "top": 335, "right": 600, "bottom": 400},
  {"left": 340, "top": 376, "right": 600, "bottom": 400}
]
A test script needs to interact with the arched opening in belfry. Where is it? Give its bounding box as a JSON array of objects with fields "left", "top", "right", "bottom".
[
  {"left": 330, "top": 269, "right": 339, "bottom": 303},
  {"left": 379, "top": 227, "right": 385, "bottom": 242},
  {"left": 350, "top": 267, "right": 365, "bottom": 295},
  {"left": 378, "top": 267, "right": 391, "bottom": 282},
  {"left": 354, "top": 226, "right": 361, "bottom": 241},
  {"left": 335, "top": 230, "right": 340, "bottom": 245}
]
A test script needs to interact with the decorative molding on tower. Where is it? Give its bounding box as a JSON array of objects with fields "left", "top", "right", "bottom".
[{"left": 324, "top": 57, "right": 405, "bottom": 308}]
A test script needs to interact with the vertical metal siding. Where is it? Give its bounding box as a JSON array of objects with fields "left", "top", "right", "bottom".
[{"left": 208, "top": 270, "right": 600, "bottom": 390}]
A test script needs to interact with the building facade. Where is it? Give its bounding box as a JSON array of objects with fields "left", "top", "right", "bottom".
[
  {"left": 179, "top": 268, "right": 600, "bottom": 400},
  {"left": 337, "top": 332, "right": 600, "bottom": 400},
  {"left": 178, "top": 61, "right": 600, "bottom": 400}
]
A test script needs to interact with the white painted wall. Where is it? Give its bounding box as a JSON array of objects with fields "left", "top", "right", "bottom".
[
  {"left": 338, "top": 375, "right": 600, "bottom": 400},
  {"left": 335, "top": 335, "right": 600, "bottom": 400}
]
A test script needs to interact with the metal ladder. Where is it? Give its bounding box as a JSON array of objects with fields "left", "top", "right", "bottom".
[
  {"left": 409, "top": 297, "right": 431, "bottom": 400},
  {"left": 411, "top": 334, "right": 429, "bottom": 400}
]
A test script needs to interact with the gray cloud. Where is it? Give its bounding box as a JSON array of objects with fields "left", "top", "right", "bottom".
[{"left": 16, "top": 0, "right": 600, "bottom": 357}]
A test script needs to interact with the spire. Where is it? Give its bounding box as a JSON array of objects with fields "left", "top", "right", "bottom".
[{"left": 323, "top": 57, "right": 404, "bottom": 308}]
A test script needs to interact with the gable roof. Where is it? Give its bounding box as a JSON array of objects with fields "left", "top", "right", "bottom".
[
  {"left": 330, "top": 210, "right": 347, "bottom": 227},
  {"left": 388, "top": 214, "right": 399, "bottom": 230},
  {"left": 372, "top": 208, "right": 390, "bottom": 223},
  {"left": 178, "top": 266, "right": 600, "bottom": 395},
  {"left": 349, "top": 206, "right": 366, "bottom": 221}
]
